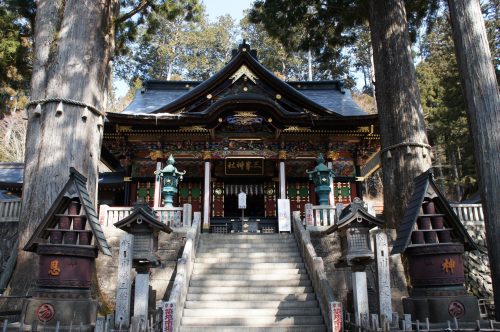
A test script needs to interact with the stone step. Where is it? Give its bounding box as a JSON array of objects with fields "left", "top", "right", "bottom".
[
  {"left": 199, "top": 243, "right": 298, "bottom": 250},
  {"left": 186, "top": 293, "right": 317, "bottom": 302},
  {"left": 192, "top": 268, "right": 307, "bottom": 276},
  {"left": 200, "top": 238, "right": 296, "bottom": 245},
  {"left": 196, "top": 256, "right": 303, "bottom": 264},
  {"left": 191, "top": 273, "right": 309, "bottom": 283},
  {"left": 182, "top": 307, "right": 321, "bottom": 317},
  {"left": 198, "top": 247, "right": 299, "bottom": 254},
  {"left": 201, "top": 234, "right": 293, "bottom": 240},
  {"left": 181, "top": 315, "right": 325, "bottom": 326},
  {"left": 184, "top": 300, "right": 319, "bottom": 309},
  {"left": 179, "top": 325, "right": 326, "bottom": 332},
  {"left": 192, "top": 262, "right": 305, "bottom": 269},
  {"left": 187, "top": 286, "right": 314, "bottom": 294},
  {"left": 189, "top": 279, "right": 312, "bottom": 287},
  {"left": 197, "top": 252, "right": 299, "bottom": 259}
]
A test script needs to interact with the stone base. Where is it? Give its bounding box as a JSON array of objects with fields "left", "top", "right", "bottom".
[
  {"left": 21, "top": 297, "right": 96, "bottom": 331},
  {"left": 403, "top": 295, "right": 480, "bottom": 323}
]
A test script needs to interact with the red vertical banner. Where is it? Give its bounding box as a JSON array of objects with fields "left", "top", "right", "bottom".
[{"left": 330, "top": 301, "right": 343, "bottom": 332}]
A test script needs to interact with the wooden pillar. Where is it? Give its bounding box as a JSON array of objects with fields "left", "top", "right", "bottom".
[
  {"left": 203, "top": 152, "right": 211, "bottom": 231},
  {"left": 279, "top": 151, "right": 287, "bottom": 200}
]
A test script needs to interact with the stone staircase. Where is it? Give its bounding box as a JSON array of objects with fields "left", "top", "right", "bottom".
[{"left": 179, "top": 233, "right": 326, "bottom": 332}]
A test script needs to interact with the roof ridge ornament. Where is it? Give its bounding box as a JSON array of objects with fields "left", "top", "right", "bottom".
[{"left": 229, "top": 64, "right": 258, "bottom": 84}]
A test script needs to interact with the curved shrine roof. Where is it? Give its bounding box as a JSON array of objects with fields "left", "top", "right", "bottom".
[{"left": 118, "top": 42, "right": 372, "bottom": 121}]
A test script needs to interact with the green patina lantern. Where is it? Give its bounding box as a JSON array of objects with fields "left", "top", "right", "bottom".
[
  {"left": 155, "top": 155, "right": 186, "bottom": 207},
  {"left": 306, "top": 153, "right": 335, "bottom": 206}
]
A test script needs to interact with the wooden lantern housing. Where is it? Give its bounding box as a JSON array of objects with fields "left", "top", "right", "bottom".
[
  {"left": 324, "top": 197, "right": 383, "bottom": 266},
  {"left": 114, "top": 203, "right": 171, "bottom": 268}
]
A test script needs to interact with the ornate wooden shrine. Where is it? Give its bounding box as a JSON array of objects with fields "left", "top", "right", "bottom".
[
  {"left": 102, "top": 42, "right": 380, "bottom": 232},
  {"left": 392, "top": 170, "right": 480, "bottom": 322},
  {"left": 21, "top": 168, "right": 111, "bottom": 330}
]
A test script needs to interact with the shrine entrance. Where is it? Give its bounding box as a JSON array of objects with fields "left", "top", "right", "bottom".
[{"left": 223, "top": 181, "right": 265, "bottom": 217}]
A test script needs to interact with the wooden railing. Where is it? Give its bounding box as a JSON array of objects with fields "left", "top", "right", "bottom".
[
  {"left": 98, "top": 204, "right": 193, "bottom": 229},
  {"left": 450, "top": 203, "right": 484, "bottom": 226},
  {"left": 0, "top": 198, "right": 21, "bottom": 223}
]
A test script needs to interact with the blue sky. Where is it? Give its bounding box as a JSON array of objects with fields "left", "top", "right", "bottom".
[{"left": 203, "top": 0, "right": 255, "bottom": 22}]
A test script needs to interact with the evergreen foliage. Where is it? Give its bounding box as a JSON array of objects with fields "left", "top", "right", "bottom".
[{"left": 416, "top": 14, "right": 476, "bottom": 201}]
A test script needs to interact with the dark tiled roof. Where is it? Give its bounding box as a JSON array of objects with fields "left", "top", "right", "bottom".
[
  {"left": 297, "top": 89, "right": 367, "bottom": 116},
  {"left": 0, "top": 163, "right": 23, "bottom": 185},
  {"left": 0, "top": 163, "right": 122, "bottom": 186},
  {"left": 123, "top": 90, "right": 188, "bottom": 115},
  {"left": 391, "top": 170, "right": 478, "bottom": 255},
  {"left": 123, "top": 81, "right": 367, "bottom": 117}
]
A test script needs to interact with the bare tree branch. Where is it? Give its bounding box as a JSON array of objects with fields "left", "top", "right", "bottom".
[{"left": 116, "top": 0, "right": 152, "bottom": 24}]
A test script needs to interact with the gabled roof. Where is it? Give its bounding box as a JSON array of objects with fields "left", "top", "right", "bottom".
[
  {"left": 114, "top": 203, "right": 171, "bottom": 233},
  {"left": 391, "top": 170, "right": 478, "bottom": 255},
  {"left": 24, "top": 168, "right": 112, "bottom": 256},
  {"left": 116, "top": 42, "right": 372, "bottom": 126},
  {"left": 323, "top": 198, "right": 384, "bottom": 234},
  {"left": 0, "top": 163, "right": 23, "bottom": 187}
]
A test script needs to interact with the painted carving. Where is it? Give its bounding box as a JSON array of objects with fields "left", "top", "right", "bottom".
[
  {"left": 48, "top": 259, "right": 61, "bottom": 276},
  {"left": 442, "top": 258, "right": 456, "bottom": 273},
  {"left": 36, "top": 303, "right": 55, "bottom": 322}
]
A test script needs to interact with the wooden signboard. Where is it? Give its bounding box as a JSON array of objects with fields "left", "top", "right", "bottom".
[
  {"left": 277, "top": 199, "right": 291, "bottom": 232},
  {"left": 225, "top": 158, "right": 264, "bottom": 175}
]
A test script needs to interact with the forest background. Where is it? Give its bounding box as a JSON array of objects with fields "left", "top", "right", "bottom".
[{"left": 0, "top": 0, "right": 498, "bottom": 202}]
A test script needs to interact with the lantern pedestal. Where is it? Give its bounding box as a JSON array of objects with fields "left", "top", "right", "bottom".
[
  {"left": 21, "top": 297, "right": 97, "bottom": 331},
  {"left": 402, "top": 243, "right": 480, "bottom": 322},
  {"left": 20, "top": 244, "right": 98, "bottom": 330}
]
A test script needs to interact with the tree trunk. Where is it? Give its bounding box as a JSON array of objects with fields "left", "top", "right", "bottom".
[
  {"left": 447, "top": 0, "right": 500, "bottom": 320},
  {"left": 2, "top": 0, "right": 119, "bottom": 310},
  {"left": 367, "top": 0, "right": 432, "bottom": 228}
]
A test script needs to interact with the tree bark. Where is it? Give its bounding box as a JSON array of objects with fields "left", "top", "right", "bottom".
[
  {"left": 367, "top": 0, "right": 432, "bottom": 228},
  {"left": 447, "top": 0, "right": 500, "bottom": 320},
  {"left": 2, "top": 0, "right": 119, "bottom": 310}
]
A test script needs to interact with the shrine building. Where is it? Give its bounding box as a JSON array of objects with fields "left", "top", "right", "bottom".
[{"left": 99, "top": 42, "right": 381, "bottom": 232}]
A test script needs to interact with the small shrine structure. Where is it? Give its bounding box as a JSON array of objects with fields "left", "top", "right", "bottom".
[
  {"left": 21, "top": 168, "right": 111, "bottom": 330},
  {"left": 392, "top": 170, "right": 480, "bottom": 322}
]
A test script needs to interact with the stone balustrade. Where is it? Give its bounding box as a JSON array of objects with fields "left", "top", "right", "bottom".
[
  {"left": 0, "top": 198, "right": 21, "bottom": 223},
  {"left": 99, "top": 204, "right": 192, "bottom": 229},
  {"left": 162, "top": 212, "right": 201, "bottom": 332},
  {"left": 293, "top": 211, "right": 342, "bottom": 332}
]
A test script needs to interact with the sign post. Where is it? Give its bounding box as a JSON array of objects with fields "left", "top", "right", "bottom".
[
  {"left": 277, "top": 199, "right": 291, "bottom": 232},
  {"left": 238, "top": 192, "right": 247, "bottom": 230}
]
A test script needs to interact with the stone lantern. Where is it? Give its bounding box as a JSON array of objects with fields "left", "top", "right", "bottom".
[
  {"left": 306, "top": 153, "right": 335, "bottom": 205},
  {"left": 114, "top": 202, "right": 171, "bottom": 319},
  {"left": 323, "top": 197, "right": 384, "bottom": 325},
  {"left": 155, "top": 154, "right": 186, "bottom": 207},
  {"left": 325, "top": 197, "right": 384, "bottom": 265},
  {"left": 114, "top": 202, "right": 172, "bottom": 269}
]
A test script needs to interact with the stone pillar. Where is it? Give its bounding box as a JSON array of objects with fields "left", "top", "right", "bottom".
[
  {"left": 375, "top": 231, "right": 392, "bottom": 320},
  {"left": 153, "top": 161, "right": 162, "bottom": 208},
  {"left": 115, "top": 234, "right": 134, "bottom": 328},
  {"left": 203, "top": 152, "right": 211, "bottom": 230},
  {"left": 133, "top": 271, "right": 150, "bottom": 318},
  {"left": 352, "top": 268, "right": 369, "bottom": 324}
]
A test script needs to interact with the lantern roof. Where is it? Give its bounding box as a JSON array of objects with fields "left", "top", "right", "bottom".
[
  {"left": 24, "top": 168, "right": 112, "bottom": 256},
  {"left": 323, "top": 198, "right": 384, "bottom": 234},
  {"left": 114, "top": 202, "right": 172, "bottom": 233},
  {"left": 391, "top": 170, "right": 478, "bottom": 254}
]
